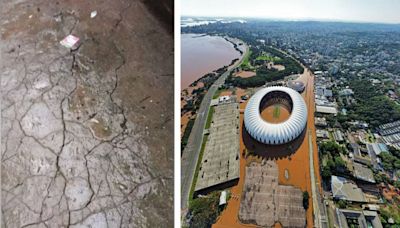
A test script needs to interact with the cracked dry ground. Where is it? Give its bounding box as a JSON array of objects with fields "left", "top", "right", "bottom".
[{"left": 1, "top": 0, "right": 173, "bottom": 227}]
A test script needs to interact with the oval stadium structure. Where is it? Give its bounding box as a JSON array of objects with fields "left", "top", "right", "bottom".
[{"left": 244, "top": 86, "right": 307, "bottom": 145}]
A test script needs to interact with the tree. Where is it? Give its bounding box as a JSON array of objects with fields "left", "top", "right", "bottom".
[
  {"left": 321, "top": 166, "right": 332, "bottom": 180},
  {"left": 334, "top": 156, "right": 346, "bottom": 168},
  {"left": 189, "top": 192, "right": 224, "bottom": 228},
  {"left": 319, "top": 141, "right": 346, "bottom": 155},
  {"left": 337, "top": 200, "right": 347, "bottom": 209},
  {"left": 394, "top": 181, "right": 400, "bottom": 189},
  {"left": 303, "top": 191, "right": 310, "bottom": 210}
]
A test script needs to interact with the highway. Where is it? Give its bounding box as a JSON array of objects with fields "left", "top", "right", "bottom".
[{"left": 181, "top": 44, "right": 248, "bottom": 210}]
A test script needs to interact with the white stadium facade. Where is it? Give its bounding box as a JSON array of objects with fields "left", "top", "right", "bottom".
[{"left": 244, "top": 86, "right": 308, "bottom": 145}]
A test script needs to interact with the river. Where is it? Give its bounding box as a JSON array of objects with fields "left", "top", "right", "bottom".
[{"left": 181, "top": 33, "right": 244, "bottom": 89}]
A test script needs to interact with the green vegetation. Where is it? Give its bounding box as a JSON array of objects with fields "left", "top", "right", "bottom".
[
  {"left": 189, "top": 135, "right": 208, "bottom": 202},
  {"left": 379, "top": 152, "right": 400, "bottom": 173},
  {"left": 347, "top": 80, "right": 400, "bottom": 127},
  {"left": 273, "top": 105, "right": 281, "bottom": 119},
  {"left": 240, "top": 49, "right": 253, "bottom": 70},
  {"left": 319, "top": 141, "right": 348, "bottom": 180},
  {"left": 181, "top": 118, "right": 195, "bottom": 153},
  {"left": 227, "top": 46, "right": 303, "bottom": 88},
  {"left": 256, "top": 55, "right": 281, "bottom": 62},
  {"left": 182, "top": 66, "right": 230, "bottom": 115},
  {"left": 380, "top": 205, "right": 400, "bottom": 226},
  {"left": 337, "top": 199, "right": 348, "bottom": 209},
  {"left": 374, "top": 172, "right": 394, "bottom": 186},
  {"left": 378, "top": 146, "right": 400, "bottom": 174},
  {"left": 188, "top": 191, "right": 226, "bottom": 228},
  {"left": 320, "top": 140, "right": 348, "bottom": 155},
  {"left": 205, "top": 107, "right": 215, "bottom": 129},
  {"left": 302, "top": 191, "right": 309, "bottom": 210}
]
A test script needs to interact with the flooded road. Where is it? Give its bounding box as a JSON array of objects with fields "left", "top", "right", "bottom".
[{"left": 181, "top": 33, "right": 243, "bottom": 88}]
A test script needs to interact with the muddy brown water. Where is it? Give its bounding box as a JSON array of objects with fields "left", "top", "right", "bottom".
[{"left": 181, "top": 33, "right": 243, "bottom": 88}]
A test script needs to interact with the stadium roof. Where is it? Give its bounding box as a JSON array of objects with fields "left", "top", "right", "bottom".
[{"left": 244, "top": 86, "right": 307, "bottom": 145}]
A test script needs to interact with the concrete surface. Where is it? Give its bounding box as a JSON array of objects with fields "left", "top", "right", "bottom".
[
  {"left": 331, "top": 176, "right": 366, "bottom": 203},
  {"left": 1, "top": 0, "right": 173, "bottom": 227},
  {"left": 239, "top": 160, "right": 306, "bottom": 227},
  {"left": 195, "top": 102, "right": 240, "bottom": 193}
]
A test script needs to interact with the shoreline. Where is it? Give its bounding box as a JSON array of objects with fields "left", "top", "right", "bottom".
[
  {"left": 181, "top": 36, "right": 248, "bottom": 137},
  {"left": 181, "top": 33, "right": 247, "bottom": 90},
  {"left": 180, "top": 38, "right": 249, "bottom": 212}
]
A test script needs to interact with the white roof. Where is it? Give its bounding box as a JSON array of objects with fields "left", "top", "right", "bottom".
[
  {"left": 316, "top": 105, "right": 337, "bottom": 114},
  {"left": 219, "top": 191, "right": 227, "bottom": 205},
  {"left": 244, "top": 86, "right": 307, "bottom": 145}
]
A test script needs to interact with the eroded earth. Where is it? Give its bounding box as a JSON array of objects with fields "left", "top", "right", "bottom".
[{"left": 1, "top": 0, "right": 173, "bottom": 227}]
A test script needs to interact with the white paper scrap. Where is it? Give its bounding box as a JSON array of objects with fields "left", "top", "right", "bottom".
[
  {"left": 90, "top": 11, "right": 97, "bottom": 18},
  {"left": 60, "top": 35, "right": 80, "bottom": 49}
]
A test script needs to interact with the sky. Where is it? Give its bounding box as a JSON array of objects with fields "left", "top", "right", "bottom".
[{"left": 182, "top": 0, "right": 400, "bottom": 24}]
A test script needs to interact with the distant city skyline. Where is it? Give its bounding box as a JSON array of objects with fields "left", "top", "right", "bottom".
[{"left": 182, "top": 0, "right": 400, "bottom": 24}]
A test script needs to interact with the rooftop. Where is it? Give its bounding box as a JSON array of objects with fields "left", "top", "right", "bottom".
[
  {"left": 195, "top": 102, "right": 240, "bottom": 194},
  {"left": 353, "top": 162, "right": 375, "bottom": 183},
  {"left": 316, "top": 105, "right": 338, "bottom": 115},
  {"left": 331, "top": 175, "right": 366, "bottom": 203},
  {"left": 239, "top": 161, "right": 306, "bottom": 227},
  {"left": 336, "top": 209, "right": 383, "bottom": 228}
]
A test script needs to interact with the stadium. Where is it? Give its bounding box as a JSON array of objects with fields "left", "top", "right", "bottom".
[{"left": 244, "top": 86, "right": 307, "bottom": 145}]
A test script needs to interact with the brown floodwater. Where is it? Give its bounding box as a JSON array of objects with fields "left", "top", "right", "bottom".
[
  {"left": 181, "top": 33, "right": 243, "bottom": 88},
  {"left": 261, "top": 104, "right": 290, "bottom": 123}
]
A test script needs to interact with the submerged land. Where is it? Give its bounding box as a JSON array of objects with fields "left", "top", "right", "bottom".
[{"left": 181, "top": 18, "right": 400, "bottom": 228}]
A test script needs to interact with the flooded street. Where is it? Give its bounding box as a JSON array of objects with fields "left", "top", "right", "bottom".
[{"left": 1, "top": 0, "right": 173, "bottom": 227}]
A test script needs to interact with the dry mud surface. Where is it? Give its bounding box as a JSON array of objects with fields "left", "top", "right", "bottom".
[{"left": 1, "top": 0, "right": 173, "bottom": 227}]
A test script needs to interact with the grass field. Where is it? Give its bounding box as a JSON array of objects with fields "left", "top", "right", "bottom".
[
  {"left": 240, "top": 50, "right": 253, "bottom": 69},
  {"left": 256, "top": 55, "right": 281, "bottom": 62},
  {"left": 273, "top": 105, "right": 281, "bottom": 119},
  {"left": 189, "top": 134, "right": 208, "bottom": 203},
  {"left": 205, "top": 106, "right": 215, "bottom": 129}
]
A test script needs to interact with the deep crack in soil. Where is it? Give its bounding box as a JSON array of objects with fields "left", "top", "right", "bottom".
[{"left": 1, "top": 0, "right": 173, "bottom": 227}]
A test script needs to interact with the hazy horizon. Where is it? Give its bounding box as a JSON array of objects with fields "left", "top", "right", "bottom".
[{"left": 182, "top": 0, "right": 400, "bottom": 24}]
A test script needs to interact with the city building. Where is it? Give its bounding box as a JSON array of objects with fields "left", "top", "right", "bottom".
[
  {"left": 336, "top": 209, "right": 383, "bottom": 228},
  {"left": 287, "top": 80, "right": 305, "bottom": 93},
  {"left": 316, "top": 129, "right": 330, "bottom": 139},
  {"left": 352, "top": 162, "right": 376, "bottom": 183},
  {"left": 378, "top": 120, "right": 400, "bottom": 148},
  {"left": 331, "top": 175, "right": 366, "bottom": 203},
  {"left": 315, "top": 117, "right": 328, "bottom": 127},
  {"left": 316, "top": 105, "right": 338, "bottom": 115}
]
